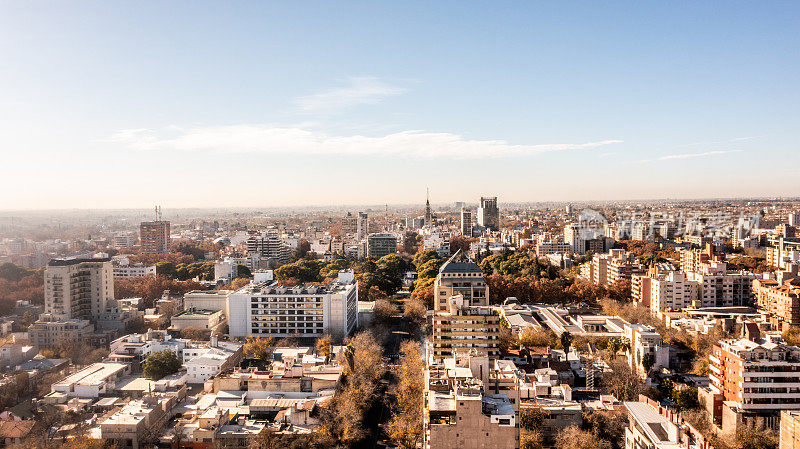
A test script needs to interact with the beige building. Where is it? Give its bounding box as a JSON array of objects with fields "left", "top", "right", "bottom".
[
  {"left": 781, "top": 410, "right": 800, "bottom": 449},
  {"left": 431, "top": 294, "right": 501, "bottom": 362},
  {"left": 28, "top": 316, "right": 95, "bottom": 348},
  {"left": 433, "top": 250, "right": 489, "bottom": 312},
  {"left": 578, "top": 249, "right": 643, "bottom": 287},
  {"left": 100, "top": 395, "right": 176, "bottom": 449},
  {"left": 44, "top": 257, "right": 114, "bottom": 321},
  {"left": 424, "top": 356, "right": 517, "bottom": 449}
]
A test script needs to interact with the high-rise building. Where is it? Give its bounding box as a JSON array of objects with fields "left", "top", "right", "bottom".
[
  {"left": 755, "top": 277, "right": 800, "bottom": 332},
  {"left": 578, "top": 249, "right": 644, "bottom": 287},
  {"left": 460, "top": 208, "right": 473, "bottom": 236},
  {"left": 44, "top": 257, "right": 115, "bottom": 321},
  {"left": 431, "top": 294, "right": 501, "bottom": 361},
  {"left": 342, "top": 212, "right": 358, "bottom": 240},
  {"left": 477, "top": 196, "right": 499, "bottom": 231},
  {"left": 790, "top": 212, "right": 800, "bottom": 228},
  {"left": 139, "top": 221, "right": 171, "bottom": 254},
  {"left": 356, "top": 212, "right": 369, "bottom": 241},
  {"left": 367, "top": 232, "right": 398, "bottom": 259},
  {"left": 245, "top": 233, "right": 290, "bottom": 265},
  {"left": 433, "top": 250, "right": 489, "bottom": 312},
  {"left": 227, "top": 271, "right": 358, "bottom": 340}
]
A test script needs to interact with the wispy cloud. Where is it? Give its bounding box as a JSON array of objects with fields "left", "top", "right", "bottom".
[
  {"left": 658, "top": 150, "right": 742, "bottom": 160},
  {"left": 293, "top": 77, "right": 407, "bottom": 111},
  {"left": 677, "top": 136, "right": 764, "bottom": 148},
  {"left": 107, "top": 124, "right": 622, "bottom": 159}
]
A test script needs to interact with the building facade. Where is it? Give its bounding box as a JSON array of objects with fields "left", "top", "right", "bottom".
[
  {"left": 477, "top": 196, "right": 500, "bottom": 231},
  {"left": 44, "top": 257, "right": 114, "bottom": 321},
  {"left": 433, "top": 250, "right": 489, "bottom": 312},
  {"left": 228, "top": 271, "right": 358, "bottom": 340},
  {"left": 139, "top": 221, "right": 171, "bottom": 254}
]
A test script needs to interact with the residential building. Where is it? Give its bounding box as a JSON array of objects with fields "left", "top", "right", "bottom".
[
  {"left": 367, "top": 232, "right": 397, "bottom": 259},
  {"left": 139, "top": 221, "right": 171, "bottom": 254},
  {"left": 112, "top": 259, "right": 156, "bottom": 279},
  {"left": 477, "top": 196, "right": 500, "bottom": 231},
  {"left": 112, "top": 232, "right": 137, "bottom": 248},
  {"left": 755, "top": 278, "right": 800, "bottom": 331},
  {"left": 460, "top": 208, "right": 473, "bottom": 236},
  {"left": 431, "top": 294, "right": 501, "bottom": 361},
  {"left": 100, "top": 395, "right": 176, "bottom": 449},
  {"left": 578, "top": 249, "right": 643, "bottom": 287},
  {"left": 624, "top": 400, "right": 703, "bottom": 449},
  {"left": 357, "top": 212, "right": 369, "bottom": 241},
  {"left": 781, "top": 410, "right": 800, "bottom": 449},
  {"left": 424, "top": 355, "right": 517, "bottom": 449},
  {"left": 625, "top": 323, "right": 669, "bottom": 376},
  {"left": 227, "top": 270, "right": 358, "bottom": 339},
  {"left": 685, "top": 261, "right": 757, "bottom": 308},
  {"left": 214, "top": 259, "right": 238, "bottom": 283},
  {"left": 433, "top": 250, "right": 489, "bottom": 312},
  {"left": 245, "top": 233, "right": 290, "bottom": 265},
  {"left": 649, "top": 270, "right": 696, "bottom": 313},
  {"left": 705, "top": 336, "right": 800, "bottom": 433},
  {"left": 768, "top": 237, "right": 800, "bottom": 269},
  {"left": 44, "top": 257, "right": 114, "bottom": 321},
  {"left": 28, "top": 316, "right": 95, "bottom": 348}
]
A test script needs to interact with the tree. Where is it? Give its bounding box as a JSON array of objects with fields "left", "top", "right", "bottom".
[
  {"left": 231, "top": 276, "right": 252, "bottom": 290},
  {"left": 244, "top": 336, "right": 275, "bottom": 361},
  {"left": 555, "top": 426, "right": 612, "bottom": 449},
  {"left": 642, "top": 352, "right": 655, "bottom": 374},
  {"left": 606, "top": 359, "right": 643, "bottom": 401},
  {"left": 560, "top": 331, "right": 574, "bottom": 353},
  {"left": 672, "top": 388, "right": 699, "bottom": 411},
  {"left": 142, "top": 350, "right": 182, "bottom": 380},
  {"left": 316, "top": 335, "right": 332, "bottom": 361},
  {"left": 520, "top": 407, "right": 544, "bottom": 431},
  {"left": 386, "top": 341, "right": 425, "bottom": 449},
  {"left": 180, "top": 326, "right": 211, "bottom": 341}
]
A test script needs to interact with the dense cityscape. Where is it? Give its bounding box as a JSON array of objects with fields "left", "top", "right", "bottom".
[
  {"left": 0, "top": 198, "right": 798, "bottom": 449},
  {"left": 2, "top": 2, "right": 800, "bottom": 448}
]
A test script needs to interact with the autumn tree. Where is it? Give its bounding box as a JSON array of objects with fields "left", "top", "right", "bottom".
[
  {"left": 244, "top": 336, "right": 275, "bottom": 361},
  {"left": 554, "top": 426, "right": 612, "bottom": 449},
  {"left": 386, "top": 341, "right": 425, "bottom": 449}
]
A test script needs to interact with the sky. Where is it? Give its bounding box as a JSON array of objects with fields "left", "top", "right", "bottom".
[{"left": 0, "top": 1, "right": 798, "bottom": 210}]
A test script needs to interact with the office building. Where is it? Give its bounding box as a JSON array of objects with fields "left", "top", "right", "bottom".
[
  {"left": 139, "top": 221, "right": 171, "bottom": 254},
  {"left": 227, "top": 270, "right": 358, "bottom": 340},
  {"left": 44, "top": 257, "right": 114, "bottom": 321},
  {"left": 367, "top": 232, "right": 397, "bottom": 259},
  {"left": 477, "top": 196, "right": 499, "bottom": 231},
  {"left": 433, "top": 250, "right": 489, "bottom": 312}
]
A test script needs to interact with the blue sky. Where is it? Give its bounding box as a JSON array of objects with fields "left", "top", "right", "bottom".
[{"left": 0, "top": 2, "right": 798, "bottom": 209}]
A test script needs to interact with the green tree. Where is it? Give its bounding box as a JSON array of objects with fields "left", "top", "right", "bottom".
[{"left": 142, "top": 350, "right": 182, "bottom": 380}]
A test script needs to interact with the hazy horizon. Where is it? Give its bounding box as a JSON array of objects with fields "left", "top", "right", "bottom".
[{"left": 1, "top": 2, "right": 798, "bottom": 209}]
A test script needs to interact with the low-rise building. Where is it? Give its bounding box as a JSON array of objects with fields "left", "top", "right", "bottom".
[
  {"left": 50, "top": 362, "right": 130, "bottom": 399},
  {"left": 28, "top": 316, "right": 95, "bottom": 348},
  {"left": 169, "top": 308, "right": 225, "bottom": 332},
  {"left": 100, "top": 395, "right": 176, "bottom": 449}
]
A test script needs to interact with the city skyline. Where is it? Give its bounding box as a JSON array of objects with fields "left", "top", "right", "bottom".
[{"left": 1, "top": 2, "right": 798, "bottom": 209}]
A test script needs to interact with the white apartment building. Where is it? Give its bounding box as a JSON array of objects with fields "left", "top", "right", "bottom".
[
  {"left": 227, "top": 270, "right": 358, "bottom": 340},
  {"left": 767, "top": 237, "right": 800, "bottom": 269},
  {"left": 112, "top": 232, "right": 137, "bottom": 248},
  {"left": 112, "top": 258, "right": 156, "bottom": 279},
  {"left": 649, "top": 271, "right": 696, "bottom": 313},
  {"left": 624, "top": 323, "right": 670, "bottom": 377},
  {"left": 45, "top": 257, "right": 115, "bottom": 321},
  {"left": 28, "top": 317, "right": 95, "bottom": 348},
  {"left": 50, "top": 362, "right": 130, "bottom": 398},
  {"left": 214, "top": 259, "right": 238, "bottom": 283}
]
